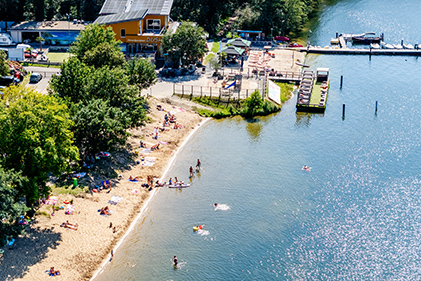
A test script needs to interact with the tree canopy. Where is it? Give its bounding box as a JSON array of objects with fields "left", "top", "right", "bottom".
[
  {"left": 162, "top": 22, "right": 207, "bottom": 67},
  {"left": 70, "top": 24, "right": 121, "bottom": 66},
  {"left": 0, "top": 166, "right": 30, "bottom": 247},
  {"left": 0, "top": 86, "right": 79, "bottom": 205},
  {"left": 0, "top": 50, "right": 9, "bottom": 76}
]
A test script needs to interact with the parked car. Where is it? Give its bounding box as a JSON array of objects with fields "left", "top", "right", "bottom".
[
  {"left": 30, "top": 73, "right": 42, "bottom": 83},
  {"left": 24, "top": 51, "right": 37, "bottom": 58},
  {"left": 0, "top": 75, "right": 19, "bottom": 86}
]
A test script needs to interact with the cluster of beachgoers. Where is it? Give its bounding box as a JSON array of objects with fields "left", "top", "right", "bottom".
[{"left": 0, "top": 98, "right": 205, "bottom": 281}]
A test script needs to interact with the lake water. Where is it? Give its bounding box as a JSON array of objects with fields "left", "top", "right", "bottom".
[{"left": 96, "top": 0, "right": 421, "bottom": 280}]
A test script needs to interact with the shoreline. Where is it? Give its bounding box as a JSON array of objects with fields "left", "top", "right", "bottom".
[
  {"left": 0, "top": 97, "right": 207, "bottom": 281},
  {"left": 90, "top": 116, "right": 210, "bottom": 280}
]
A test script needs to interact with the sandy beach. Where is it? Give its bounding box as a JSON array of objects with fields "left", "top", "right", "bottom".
[{"left": 0, "top": 97, "right": 205, "bottom": 281}]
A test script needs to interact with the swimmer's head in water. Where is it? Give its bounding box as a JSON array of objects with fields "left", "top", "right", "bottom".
[{"left": 214, "top": 203, "right": 218, "bottom": 207}]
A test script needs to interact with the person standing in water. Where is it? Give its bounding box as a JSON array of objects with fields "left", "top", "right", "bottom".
[
  {"left": 173, "top": 256, "right": 178, "bottom": 266},
  {"left": 196, "top": 159, "right": 201, "bottom": 171}
]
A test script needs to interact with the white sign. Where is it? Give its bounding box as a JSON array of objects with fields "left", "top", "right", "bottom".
[{"left": 268, "top": 79, "right": 281, "bottom": 105}]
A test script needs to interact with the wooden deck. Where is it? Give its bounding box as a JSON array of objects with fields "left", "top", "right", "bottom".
[
  {"left": 296, "top": 47, "right": 421, "bottom": 56},
  {"left": 267, "top": 71, "right": 302, "bottom": 82}
]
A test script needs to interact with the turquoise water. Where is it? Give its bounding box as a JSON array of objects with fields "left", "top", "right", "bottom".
[{"left": 97, "top": 1, "right": 421, "bottom": 280}]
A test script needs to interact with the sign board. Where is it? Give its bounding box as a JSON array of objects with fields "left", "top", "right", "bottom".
[
  {"left": 126, "top": 36, "right": 161, "bottom": 44},
  {"left": 268, "top": 79, "right": 281, "bottom": 105}
]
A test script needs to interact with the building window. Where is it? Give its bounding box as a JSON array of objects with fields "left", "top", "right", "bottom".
[
  {"left": 147, "top": 19, "right": 161, "bottom": 31},
  {"left": 121, "top": 29, "right": 126, "bottom": 38}
]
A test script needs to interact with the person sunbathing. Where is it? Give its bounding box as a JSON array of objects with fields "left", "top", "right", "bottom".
[
  {"left": 139, "top": 140, "right": 147, "bottom": 148},
  {"left": 129, "top": 176, "right": 141, "bottom": 181},
  {"left": 61, "top": 221, "right": 78, "bottom": 230},
  {"left": 100, "top": 206, "right": 111, "bottom": 216},
  {"left": 103, "top": 180, "right": 111, "bottom": 189},
  {"left": 49, "top": 267, "right": 60, "bottom": 276}
]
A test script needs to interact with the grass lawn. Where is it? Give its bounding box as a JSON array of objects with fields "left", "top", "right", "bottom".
[
  {"left": 211, "top": 41, "right": 220, "bottom": 53},
  {"left": 310, "top": 81, "right": 322, "bottom": 105},
  {"left": 47, "top": 52, "right": 72, "bottom": 63},
  {"left": 275, "top": 82, "right": 295, "bottom": 102},
  {"left": 203, "top": 53, "right": 215, "bottom": 65}
]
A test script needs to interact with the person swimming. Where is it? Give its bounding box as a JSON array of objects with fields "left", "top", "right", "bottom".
[
  {"left": 214, "top": 203, "right": 218, "bottom": 208},
  {"left": 173, "top": 256, "right": 178, "bottom": 266}
]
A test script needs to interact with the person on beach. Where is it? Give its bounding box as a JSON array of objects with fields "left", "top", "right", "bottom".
[
  {"left": 103, "top": 180, "right": 111, "bottom": 190},
  {"left": 196, "top": 159, "right": 201, "bottom": 171},
  {"left": 173, "top": 256, "right": 178, "bottom": 266},
  {"left": 169, "top": 178, "right": 172, "bottom": 185},
  {"left": 174, "top": 177, "right": 178, "bottom": 183},
  {"left": 129, "top": 175, "right": 141, "bottom": 181},
  {"left": 110, "top": 250, "right": 114, "bottom": 261},
  {"left": 49, "top": 267, "right": 60, "bottom": 276},
  {"left": 189, "top": 166, "right": 194, "bottom": 177}
]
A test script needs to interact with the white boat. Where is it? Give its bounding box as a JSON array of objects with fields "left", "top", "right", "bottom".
[
  {"left": 330, "top": 38, "right": 339, "bottom": 44},
  {"left": 0, "top": 33, "right": 14, "bottom": 46},
  {"left": 370, "top": 43, "right": 380, "bottom": 49},
  {"left": 392, "top": 44, "right": 403, "bottom": 49},
  {"left": 403, "top": 43, "right": 414, "bottom": 49},
  {"left": 380, "top": 42, "right": 394, "bottom": 49}
]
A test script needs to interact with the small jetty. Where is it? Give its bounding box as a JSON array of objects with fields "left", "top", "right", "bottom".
[{"left": 296, "top": 68, "right": 329, "bottom": 112}]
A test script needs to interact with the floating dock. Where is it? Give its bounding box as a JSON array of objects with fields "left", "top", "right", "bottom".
[
  {"left": 296, "top": 68, "right": 329, "bottom": 113},
  {"left": 296, "top": 47, "right": 421, "bottom": 56}
]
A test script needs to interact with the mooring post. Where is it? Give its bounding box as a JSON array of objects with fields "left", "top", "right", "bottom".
[
  {"left": 375, "top": 101, "right": 378, "bottom": 113},
  {"left": 342, "top": 104, "right": 346, "bottom": 119},
  {"left": 340, "top": 75, "right": 343, "bottom": 88}
]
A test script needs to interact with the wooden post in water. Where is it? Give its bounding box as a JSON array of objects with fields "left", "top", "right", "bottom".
[
  {"left": 340, "top": 75, "right": 343, "bottom": 88},
  {"left": 375, "top": 101, "right": 378, "bottom": 113},
  {"left": 342, "top": 104, "right": 346, "bottom": 119}
]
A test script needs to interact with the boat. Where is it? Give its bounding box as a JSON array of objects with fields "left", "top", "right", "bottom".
[
  {"left": 403, "top": 43, "right": 414, "bottom": 49},
  {"left": 330, "top": 38, "right": 339, "bottom": 44},
  {"left": 168, "top": 183, "right": 190, "bottom": 188},
  {"left": 380, "top": 42, "right": 394, "bottom": 49},
  {"left": 392, "top": 44, "right": 403, "bottom": 49},
  {"left": 0, "top": 33, "right": 14, "bottom": 46},
  {"left": 352, "top": 32, "right": 381, "bottom": 44},
  {"left": 296, "top": 62, "right": 310, "bottom": 67},
  {"left": 339, "top": 33, "right": 365, "bottom": 41},
  {"left": 370, "top": 43, "right": 380, "bottom": 49}
]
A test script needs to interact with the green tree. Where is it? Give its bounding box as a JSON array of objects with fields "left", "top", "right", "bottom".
[
  {"left": 49, "top": 57, "right": 92, "bottom": 104},
  {"left": 83, "top": 42, "right": 125, "bottom": 69},
  {"left": 208, "top": 56, "right": 221, "bottom": 74},
  {"left": 70, "top": 23, "right": 121, "bottom": 65},
  {"left": 85, "top": 66, "right": 147, "bottom": 127},
  {"left": 243, "top": 89, "right": 263, "bottom": 116},
  {"left": 162, "top": 22, "right": 207, "bottom": 67},
  {"left": 0, "top": 86, "right": 79, "bottom": 205},
  {"left": 126, "top": 57, "right": 157, "bottom": 90},
  {"left": 36, "top": 36, "right": 45, "bottom": 52},
  {"left": 0, "top": 50, "right": 9, "bottom": 76},
  {"left": 71, "top": 99, "right": 130, "bottom": 155},
  {"left": 0, "top": 166, "right": 30, "bottom": 247}
]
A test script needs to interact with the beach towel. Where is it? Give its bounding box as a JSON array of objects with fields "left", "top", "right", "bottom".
[
  {"left": 139, "top": 148, "right": 152, "bottom": 154},
  {"left": 179, "top": 108, "right": 185, "bottom": 112},
  {"left": 131, "top": 189, "right": 139, "bottom": 194},
  {"left": 141, "top": 157, "right": 156, "bottom": 167},
  {"left": 99, "top": 210, "right": 113, "bottom": 217},
  {"left": 45, "top": 196, "right": 58, "bottom": 205},
  {"left": 128, "top": 179, "right": 140, "bottom": 183},
  {"left": 158, "top": 141, "right": 167, "bottom": 144},
  {"left": 65, "top": 205, "right": 75, "bottom": 215},
  {"left": 73, "top": 172, "right": 86, "bottom": 179},
  {"left": 108, "top": 195, "right": 123, "bottom": 205}
]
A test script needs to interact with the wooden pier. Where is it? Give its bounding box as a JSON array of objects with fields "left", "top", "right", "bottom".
[
  {"left": 297, "top": 47, "right": 421, "bottom": 56},
  {"left": 268, "top": 71, "right": 302, "bottom": 83}
]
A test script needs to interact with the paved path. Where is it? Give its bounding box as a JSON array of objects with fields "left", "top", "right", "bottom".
[{"left": 24, "top": 66, "right": 61, "bottom": 94}]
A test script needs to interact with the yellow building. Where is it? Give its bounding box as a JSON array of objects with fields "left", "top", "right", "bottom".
[{"left": 95, "top": 0, "right": 175, "bottom": 54}]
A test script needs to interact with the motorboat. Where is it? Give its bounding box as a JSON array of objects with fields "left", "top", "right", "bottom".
[
  {"left": 370, "top": 43, "right": 380, "bottom": 49},
  {"left": 0, "top": 33, "right": 14, "bottom": 46},
  {"left": 392, "top": 44, "right": 403, "bottom": 49},
  {"left": 330, "top": 38, "right": 339, "bottom": 44},
  {"left": 352, "top": 32, "right": 381, "bottom": 44},
  {"left": 403, "top": 43, "right": 414, "bottom": 49},
  {"left": 339, "top": 33, "right": 365, "bottom": 41},
  {"left": 380, "top": 42, "right": 394, "bottom": 49}
]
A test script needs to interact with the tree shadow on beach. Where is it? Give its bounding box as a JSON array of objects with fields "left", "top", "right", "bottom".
[{"left": 0, "top": 226, "right": 62, "bottom": 280}]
